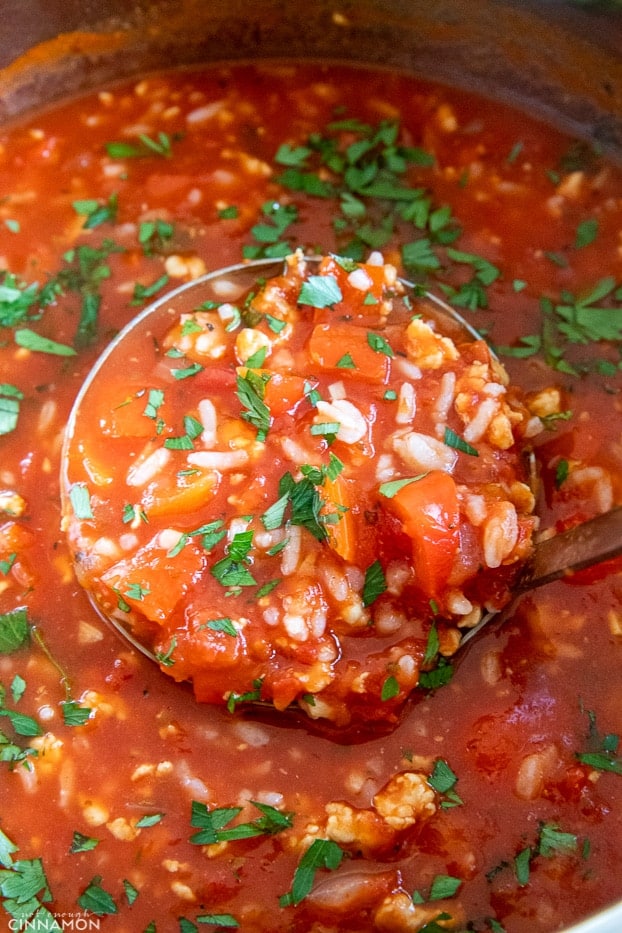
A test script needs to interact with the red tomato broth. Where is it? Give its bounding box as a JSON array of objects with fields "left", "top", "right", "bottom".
[{"left": 0, "top": 62, "right": 621, "bottom": 932}]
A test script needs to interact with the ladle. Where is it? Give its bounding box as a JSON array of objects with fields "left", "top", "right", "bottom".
[{"left": 61, "top": 255, "right": 622, "bottom": 667}]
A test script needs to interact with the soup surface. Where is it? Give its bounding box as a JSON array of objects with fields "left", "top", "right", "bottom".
[{"left": 0, "top": 62, "right": 622, "bottom": 933}]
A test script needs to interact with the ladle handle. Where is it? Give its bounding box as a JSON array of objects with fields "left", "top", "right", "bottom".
[{"left": 520, "top": 506, "right": 622, "bottom": 591}]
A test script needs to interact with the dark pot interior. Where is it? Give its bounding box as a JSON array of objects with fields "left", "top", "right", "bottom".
[{"left": 2, "top": 0, "right": 622, "bottom": 163}]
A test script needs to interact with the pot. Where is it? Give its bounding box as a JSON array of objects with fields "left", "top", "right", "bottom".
[{"left": 1, "top": 3, "right": 621, "bottom": 931}]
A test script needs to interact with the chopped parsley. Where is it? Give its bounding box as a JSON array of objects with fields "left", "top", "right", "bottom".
[
  {"left": 14, "top": 328, "right": 76, "bottom": 357},
  {"left": 362, "top": 559, "right": 387, "bottom": 606},
  {"left": 514, "top": 821, "right": 579, "bottom": 887},
  {"left": 236, "top": 370, "right": 272, "bottom": 441},
  {"left": 136, "top": 813, "right": 164, "bottom": 829},
  {"left": 190, "top": 800, "right": 293, "bottom": 845},
  {"left": 106, "top": 131, "right": 176, "bottom": 159},
  {"left": 243, "top": 201, "right": 299, "bottom": 259},
  {"left": 367, "top": 331, "right": 394, "bottom": 357},
  {"left": 297, "top": 274, "right": 343, "bottom": 309},
  {"left": 0, "top": 835, "right": 55, "bottom": 929},
  {"left": 68, "top": 483, "right": 94, "bottom": 520},
  {"left": 575, "top": 217, "right": 598, "bottom": 249},
  {"left": 280, "top": 838, "right": 344, "bottom": 907},
  {"left": 70, "top": 831, "right": 99, "bottom": 854},
  {"left": 266, "top": 472, "right": 334, "bottom": 542},
  {"left": 72, "top": 192, "right": 118, "bottom": 229},
  {"left": 381, "top": 674, "right": 400, "bottom": 701},
  {"left": 418, "top": 657, "right": 454, "bottom": 691},
  {"left": 210, "top": 530, "right": 257, "bottom": 589},
  {"left": 422, "top": 622, "right": 440, "bottom": 666},
  {"left": 204, "top": 617, "right": 238, "bottom": 637},
  {"left": 226, "top": 678, "right": 264, "bottom": 712},
  {"left": 0, "top": 384, "right": 23, "bottom": 436},
  {"left": 138, "top": 219, "right": 175, "bottom": 255},
  {"left": 413, "top": 873, "right": 462, "bottom": 902},
  {"left": 0, "top": 608, "right": 30, "bottom": 654},
  {"left": 378, "top": 474, "right": 427, "bottom": 498},
  {"left": 61, "top": 700, "right": 92, "bottom": 727},
  {"left": 336, "top": 352, "right": 356, "bottom": 369},
  {"left": 576, "top": 708, "right": 622, "bottom": 775},
  {"left": 131, "top": 273, "right": 169, "bottom": 305},
  {"left": 164, "top": 414, "right": 204, "bottom": 450},
  {"left": 78, "top": 876, "right": 118, "bottom": 916},
  {"left": 498, "top": 277, "right": 622, "bottom": 375},
  {"left": 428, "top": 759, "right": 463, "bottom": 808},
  {"left": 443, "top": 426, "right": 479, "bottom": 456}
]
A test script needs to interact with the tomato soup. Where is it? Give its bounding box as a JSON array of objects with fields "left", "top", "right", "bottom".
[{"left": 1, "top": 63, "right": 622, "bottom": 932}]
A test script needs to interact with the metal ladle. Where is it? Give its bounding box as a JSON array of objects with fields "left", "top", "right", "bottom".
[{"left": 61, "top": 255, "right": 622, "bottom": 664}]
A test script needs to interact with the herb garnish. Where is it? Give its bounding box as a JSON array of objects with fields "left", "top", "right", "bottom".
[
  {"left": 443, "top": 426, "right": 479, "bottom": 456},
  {"left": 514, "top": 821, "right": 579, "bottom": 887},
  {"left": 106, "top": 131, "right": 176, "bottom": 160},
  {"left": 0, "top": 384, "right": 23, "bottom": 436},
  {"left": 362, "top": 560, "right": 387, "bottom": 607},
  {"left": 576, "top": 708, "right": 622, "bottom": 775},
  {"left": 381, "top": 674, "right": 400, "bottom": 701},
  {"left": 211, "top": 531, "right": 257, "bottom": 589},
  {"left": 280, "top": 838, "right": 344, "bottom": 907},
  {"left": 72, "top": 193, "right": 118, "bottom": 229},
  {"left": 14, "top": 329, "right": 76, "bottom": 357},
  {"left": 70, "top": 831, "right": 99, "bottom": 854},
  {"left": 0, "top": 830, "right": 55, "bottom": 929},
  {"left": 498, "top": 278, "right": 622, "bottom": 375},
  {"left": 61, "top": 700, "right": 92, "bottom": 727},
  {"left": 190, "top": 800, "right": 293, "bottom": 845},
  {"left": 0, "top": 606, "right": 29, "bottom": 654},
  {"left": 138, "top": 219, "right": 175, "bottom": 255},
  {"left": 78, "top": 876, "right": 118, "bottom": 916},
  {"left": 428, "top": 759, "right": 463, "bottom": 808},
  {"left": 68, "top": 483, "right": 94, "bottom": 521},
  {"left": 226, "top": 678, "right": 264, "bottom": 712},
  {"left": 236, "top": 370, "right": 272, "bottom": 441},
  {"left": 243, "top": 201, "right": 299, "bottom": 259},
  {"left": 297, "top": 274, "right": 343, "bottom": 309}
]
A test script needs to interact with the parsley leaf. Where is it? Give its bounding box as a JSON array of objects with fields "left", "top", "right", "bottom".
[
  {"left": 190, "top": 800, "right": 292, "bottom": 845},
  {"left": 0, "top": 384, "right": 24, "bottom": 436},
  {"left": 297, "top": 274, "right": 343, "bottom": 309},
  {"left": 280, "top": 838, "right": 344, "bottom": 907},
  {"left": 243, "top": 201, "right": 299, "bottom": 259},
  {"left": 428, "top": 759, "right": 463, "bottom": 808},
  {"left": 443, "top": 426, "right": 479, "bottom": 456},
  {"left": 72, "top": 193, "right": 118, "bottom": 229},
  {"left": 106, "top": 132, "right": 175, "bottom": 159},
  {"left": 69, "top": 483, "right": 94, "bottom": 520},
  {"left": 77, "top": 876, "right": 118, "bottom": 916},
  {"left": 70, "top": 832, "right": 99, "bottom": 854},
  {"left": 362, "top": 559, "right": 387, "bottom": 606},
  {"left": 61, "top": 701, "right": 92, "bottom": 727},
  {"left": 0, "top": 608, "right": 30, "bottom": 653},
  {"left": 14, "top": 329, "right": 76, "bottom": 357},
  {"left": 236, "top": 370, "right": 271, "bottom": 441},
  {"left": 381, "top": 675, "right": 400, "bottom": 701},
  {"left": 211, "top": 531, "right": 257, "bottom": 589}
]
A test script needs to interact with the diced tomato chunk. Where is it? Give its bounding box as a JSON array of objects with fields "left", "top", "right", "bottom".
[
  {"left": 385, "top": 470, "right": 460, "bottom": 600},
  {"left": 262, "top": 372, "right": 308, "bottom": 417},
  {"left": 101, "top": 537, "right": 204, "bottom": 623},
  {"left": 308, "top": 323, "right": 390, "bottom": 383}
]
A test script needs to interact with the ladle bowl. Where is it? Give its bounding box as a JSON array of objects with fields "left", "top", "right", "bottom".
[{"left": 61, "top": 256, "right": 622, "bottom": 673}]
